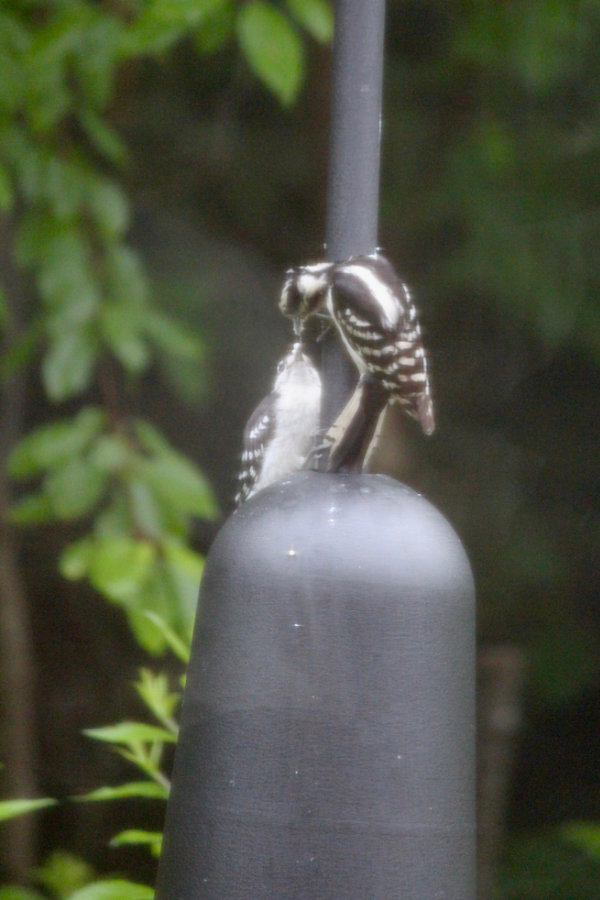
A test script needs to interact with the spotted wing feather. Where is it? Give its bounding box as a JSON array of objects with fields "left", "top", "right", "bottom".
[
  {"left": 235, "top": 393, "right": 277, "bottom": 506},
  {"left": 329, "top": 256, "right": 434, "bottom": 434}
]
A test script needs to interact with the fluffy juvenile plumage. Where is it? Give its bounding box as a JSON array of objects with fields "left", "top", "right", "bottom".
[{"left": 235, "top": 342, "right": 322, "bottom": 505}]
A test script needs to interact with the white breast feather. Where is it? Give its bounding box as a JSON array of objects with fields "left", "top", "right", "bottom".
[{"left": 253, "top": 357, "right": 321, "bottom": 492}]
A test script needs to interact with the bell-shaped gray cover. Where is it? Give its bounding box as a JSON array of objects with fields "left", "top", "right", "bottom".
[{"left": 156, "top": 471, "right": 475, "bottom": 899}]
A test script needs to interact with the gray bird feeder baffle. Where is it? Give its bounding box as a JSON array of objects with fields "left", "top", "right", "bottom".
[{"left": 155, "top": 0, "right": 476, "bottom": 897}]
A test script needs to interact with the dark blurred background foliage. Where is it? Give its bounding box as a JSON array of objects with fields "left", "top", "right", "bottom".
[{"left": 1, "top": 0, "right": 600, "bottom": 896}]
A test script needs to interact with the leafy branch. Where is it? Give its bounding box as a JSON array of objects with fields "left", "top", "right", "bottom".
[{"left": 0, "top": 0, "right": 332, "bottom": 890}]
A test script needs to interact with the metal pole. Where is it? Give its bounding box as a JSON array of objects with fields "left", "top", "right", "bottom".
[
  {"left": 321, "top": 0, "right": 387, "bottom": 428},
  {"left": 326, "top": 0, "right": 385, "bottom": 258}
]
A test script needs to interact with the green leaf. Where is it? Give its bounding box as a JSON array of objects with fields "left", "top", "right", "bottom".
[
  {"left": 135, "top": 669, "right": 179, "bottom": 730},
  {"left": 194, "top": 0, "right": 234, "bottom": 53},
  {"left": 60, "top": 537, "right": 94, "bottom": 580},
  {"left": 36, "top": 235, "right": 99, "bottom": 316},
  {"left": 25, "top": 65, "right": 72, "bottom": 135},
  {"left": 30, "top": 850, "right": 95, "bottom": 898},
  {"left": 133, "top": 420, "right": 176, "bottom": 457},
  {"left": 44, "top": 457, "right": 107, "bottom": 520},
  {"left": 122, "top": 0, "right": 227, "bottom": 56},
  {"left": 8, "top": 407, "right": 105, "bottom": 478},
  {"left": 93, "top": 494, "right": 131, "bottom": 537},
  {"left": 109, "top": 829, "right": 162, "bottom": 852},
  {"left": 67, "top": 881, "right": 154, "bottom": 900},
  {"left": 89, "top": 433, "right": 134, "bottom": 473},
  {"left": 0, "top": 163, "right": 14, "bottom": 212},
  {"left": 236, "top": 1, "right": 304, "bottom": 106},
  {"left": 132, "top": 574, "right": 190, "bottom": 653},
  {"left": 72, "top": 17, "right": 122, "bottom": 108},
  {"left": 84, "top": 722, "right": 176, "bottom": 745},
  {"left": 128, "top": 607, "right": 173, "bottom": 655},
  {"left": 0, "top": 798, "right": 56, "bottom": 822},
  {"left": 285, "top": 0, "right": 333, "bottom": 43},
  {"left": 144, "top": 310, "right": 204, "bottom": 361},
  {"left": 105, "top": 245, "right": 148, "bottom": 307},
  {"left": 86, "top": 536, "right": 156, "bottom": 604},
  {"left": 44, "top": 284, "right": 98, "bottom": 329},
  {"left": 77, "top": 781, "right": 168, "bottom": 802},
  {"left": 141, "top": 611, "right": 191, "bottom": 663},
  {"left": 161, "top": 540, "right": 204, "bottom": 630},
  {"left": 41, "top": 155, "right": 86, "bottom": 221},
  {"left": 8, "top": 492, "right": 54, "bottom": 526},
  {"left": 0, "top": 319, "right": 44, "bottom": 380},
  {"left": 17, "top": 214, "right": 79, "bottom": 272},
  {"left": 79, "top": 108, "right": 127, "bottom": 166},
  {"left": 125, "top": 476, "right": 171, "bottom": 540},
  {"left": 0, "top": 887, "right": 45, "bottom": 900},
  {"left": 42, "top": 327, "right": 97, "bottom": 401},
  {"left": 139, "top": 453, "right": 219, "bottom": 519},
  {"left": 563, "top": 822, "right": 600, "bottom": 860},
  {"left": 500, "top": 828, "right": 600, "bottom": 898},
  {"left": 87, "top": 179, "right": 130, "bottom": 241},
  {"left": 100, "top": 303, "right": 150, "bottom": 373}
]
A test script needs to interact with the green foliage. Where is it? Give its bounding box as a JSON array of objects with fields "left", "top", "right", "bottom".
[
  {"left": 237, "top": 1, "right": 305, "bottom": 106},
  {"left": 0, "top": 889, "right": 45, "bottom": 900},
  {"left": 141, "top": 612, "right": 191, "bottom": 664},
  {"left": 72, "top": 665, "right": 184, "bottom": 896},
  {"left": 109, "top": 831, "right": 163, "bottom": 858},
  {"left": 0, "top": 847, "right": 151, "bottom": 899},
  {"left": 0, "top": 0, "right": 332, "bottom": 895},
  {"left": 78, "top": 782, "right": 167, "bottom": 803},
  {"left": 136, "top": 669, "right": 180, "bottom": 732},
  {"left": 285, "top": 0, "right": 333, "bottom": 44},
  {"left": 0, "top": 798, "right": 56, "bottom": 823},
  {"left": 8, "top": 407, "right": 216, "bottom": 649},
  {"left": 79, "top": 666, "right": 181, "bottom": 821},
  {"left": 8, "top": 408, "right": 106, "bottom": 479},
  {"left": 563, "top": 821, "right": 600, "bottom": 860},
  {"left": 500, "top": 827, "right": 600, "bottom": 899},
  {"left": 67, "top": 882, "right": 153, "bottom": 900},
  {"left": 84, "top": 722, "right": 177, "bottom": 747},
  {"left": 30, "top": 851, "right": 95, "bottom": 899},
  {"left": 0, "top": 658, "right": 180, "bottom": 897},
  {"left": 455, "top": 0, "right": 580, "bottom": 93},
  {"left": 194, "top": 0, "right": 235, "bottom": 53},
  {"left": 6, "top": 0, "right": 599, "bottom": 897},
  {"left": 2, "top": 664, "right": 186, "bottom": 899}
]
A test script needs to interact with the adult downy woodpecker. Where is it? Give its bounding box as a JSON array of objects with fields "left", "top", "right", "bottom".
[
  {"left": 279, "top": 253, "right": 434, "bottom": 470},
  {"left": 235, "top": 341, "right": 322, "bottom": 506}
]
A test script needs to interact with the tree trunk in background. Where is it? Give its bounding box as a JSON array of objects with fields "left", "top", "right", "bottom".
[
  {"left": 0, "top": 220, "right": 38, "bottom": 880},
  {"left": 477, "top": 645, "right": 526, "bottom": 900}
]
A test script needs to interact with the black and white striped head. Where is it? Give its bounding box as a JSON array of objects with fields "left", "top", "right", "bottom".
[{"left": 279, "top": 263, "right": 333, "bottom": 320}]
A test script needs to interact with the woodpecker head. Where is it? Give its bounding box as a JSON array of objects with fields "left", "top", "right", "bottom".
[
  {"left": 279, "top": 263, "right": 332, "bottom": 320},
  {"left": 274, "top": 342, "right": 320, "bottom": 393}
]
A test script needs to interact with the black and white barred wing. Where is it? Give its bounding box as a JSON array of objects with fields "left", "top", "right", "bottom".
[
  {"left": 329, "top": 255, "right": 435, "bottom": 435},
  {"left": 235, "top": 393, "right": 276, "bottom": 506}
]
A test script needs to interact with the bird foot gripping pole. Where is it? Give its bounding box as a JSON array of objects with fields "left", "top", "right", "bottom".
[{"left": 155, "top": 2, "right": 476, "bottom": 897}]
